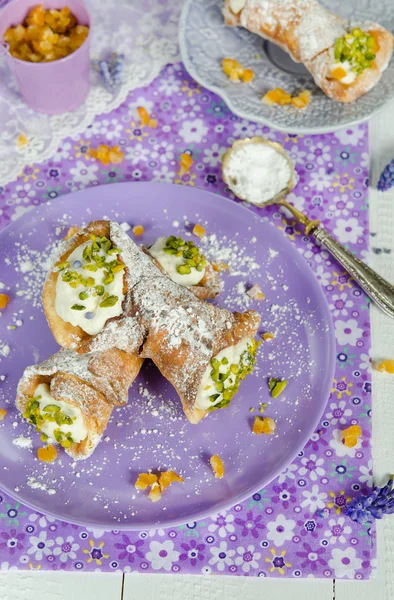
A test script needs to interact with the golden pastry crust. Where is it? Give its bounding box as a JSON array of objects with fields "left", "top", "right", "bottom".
[
  {"left": 16, "top": 347, "right": 143, "bottom": 459},
  {"left": 306, "top": 25, "right": 394, "bottom": 103}
]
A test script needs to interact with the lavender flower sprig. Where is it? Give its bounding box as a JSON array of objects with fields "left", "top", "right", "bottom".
[
  {"left": 344, "top": 478, "right": 394, "bottom": 524},
  {"left": 93, "top": 53, "right": 125, "bottom": 93},
  {"left": 377, "top": 159, "right": 394, "bottom": 191}
]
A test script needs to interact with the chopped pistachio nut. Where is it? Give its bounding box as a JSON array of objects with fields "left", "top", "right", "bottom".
[
  {"left": 162, "top": 235, "right": 207, "bottom": 276},
  {"left": 268, "top": 377, "right": 288, "bottom": 398},
  {"left": 56, "top": 235, "right": 124, "bottom": 313},
  {"left": 208, "top": 339, "right": 260, "bottom": 412},
  {"left": 333, "top": 28, "right": 378, "bottom": 76},
  {"left": 22, "top": 396, "right": 76, "bottom": 449}
]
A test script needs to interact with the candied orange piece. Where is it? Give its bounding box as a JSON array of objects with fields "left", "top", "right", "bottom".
[
  {"left": 64, "top": 226, "right": 80, "bottom": 240},
  {"left": 135, "top": 472, "right": 158, "bottom": 490},
  {"left": 262, "top": 332, "right": 275, "bottom": 341},
  {"left": 342, "top": 425, "right": 362, "bottom": 448},
  {"left": 178, "top": 153, "right": 193, "bottom": 175},
  {"left": 148, "top": 482, "right": 162, "bottom": 503},
  {"left": 109, "top": 146, "right": 124, "bottom": 164},
  {"left": 132, "top": 225, "right": 144, "bottom": 236},
  {"left": 159, "top": 470, "right": 184, "bottom": 492},
  {"left": 0, "top": 409, "right": 7, "bottom": 421},
  {"left": 193, "top": 224, "right": 206, "bottom": 238},
  {"left": 212, "top": 262, "right": 230, "bottom": 272},
  {"left": 247, "top": 284, "right": 265, "bottom": 300},
  {"left": 222, "top": 58, "right": 244, "bottom": 82},
  {"left": 37, "top": 444, "right": 57, "bottom": 463},
  {"left": 89, "top": 145, "right": 110, "bottom": 164},
  {"left": 137, "top": 106, "right": 157, "bottom": 128},
  {"left": 210, "top": 455, "right": 224, "bottom": 479},
  {"left": 5, "top": 24, "right": 26, "bottom": 47},
  {"left": 253, "top": 416, "right": 276, "bottom": 435},
  {"left": 376, "top": 359, "right": 394, "bottom": 374},
  {"left": 16, "top": 134, "right": 29, "bottom": 148},
  {"left": 331, "top": 66, "right": 347, "bottom": 81},
  {"left": 0, "top": 294, "right": 10, "bottom": 309},
  {"left": 262, "top": 88, "right": 292, "bottom": 106},
  {"left": 26, "top": 5, "right": 46, "bottom": 27},
  {"left": 242, "top": 68, "right": 255, "bottom": 83},
  {"left": 291, "top": 90, "right": 311, "bottom": 109}
]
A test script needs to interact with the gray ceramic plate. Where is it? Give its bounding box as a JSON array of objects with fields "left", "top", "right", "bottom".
[{"left": 179, "top": 0, "right": 394, "bottom": 133}]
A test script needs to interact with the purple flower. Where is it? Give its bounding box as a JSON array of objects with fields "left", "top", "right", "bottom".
[
  {"left": 306, "top": 428, "right": 328, "bottom": 452},
  {"left": 296, "top": 514, "right": 324, "bottom": 539},
  {"left": 377, "top": 158, "right": 394, "bottom": 191},
  {"left": 296, "top": 542, "right": 326, "bottom": 571},
  {"left": 234, "top": 511, "right": 265, "bottom": 539},
  {"left": 179, "top": 539, "right": 205, "bottom": 566},
  {"left": 115, "top": 535, "right": 144, "bottom": 563},
  {"left": 271, "top": 482, "right": 297, "bottom": 509},
  {"left": 344, "top": 478, "right": 394, "bottom": 524},
  {"left": 0, "top": 529, "right": 25, "bottom": 555}
]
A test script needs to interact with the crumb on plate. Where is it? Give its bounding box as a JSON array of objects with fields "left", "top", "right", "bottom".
[{"left": 247, "top": 284, "right": 265, "bottom": 300}]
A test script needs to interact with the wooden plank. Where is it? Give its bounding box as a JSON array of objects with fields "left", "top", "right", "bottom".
[
  {"left": 123, "top": 574, "right": 334, "bottom": 600},
  {"left": 0, "top": 572, "right": 123, "bottom": 600}
]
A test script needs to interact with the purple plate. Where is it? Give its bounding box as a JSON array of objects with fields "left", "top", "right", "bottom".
[{"left": 0, "top": 182, "right": 335, "bottom": 530}]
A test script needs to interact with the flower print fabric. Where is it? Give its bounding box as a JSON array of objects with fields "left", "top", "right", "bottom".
[{"left": 0, "top": 63, "right": 373, "bottom": 579}]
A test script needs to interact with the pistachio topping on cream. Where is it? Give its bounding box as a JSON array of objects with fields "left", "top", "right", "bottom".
[
  {"left": 22, "top": 383, "right": 88, "bottom": 448},
  {"left": 148, "top": 235, "right": 207, "bottom": 286},
  {"left": 330, "top": 28, "right": 379, "bottom": 83},
  {"left": 195, "top": 337, "right": 259, "bottom": 411},
  {"left": 55, "top": 234, "right": 125, "bottom": 335}
]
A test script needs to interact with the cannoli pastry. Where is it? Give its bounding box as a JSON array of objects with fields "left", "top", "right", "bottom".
[
  {"left": 16, "top": 348, "right": 143, "bottom": 459},
  {"left": 223, "top": 0, "right": 394, "bottom": 102},
  {"left": 43, "top": 220, "right": 145, "bottom": 352},
  {"left": 144, "top": 235, "right": 222, "bottom": 300},
  {"left": 84, "top": 227, "right": 261, "bottom": 423}
]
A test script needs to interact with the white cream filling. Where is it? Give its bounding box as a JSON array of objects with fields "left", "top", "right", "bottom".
[
  {"left": 195, "top": 337, "right": 253, "bottom": 410},
  {"left": 55, "top": 241, "right": 125, "bottom": 336},
  {"left": 148, "top": 236, "right": 205, "bottom": 286},
  {"left": 229, "top": 0, "right": 246, "bottom": 14},
  {"left": 329, "top": 58, "right": 357, "bottom": 84},
  {"left": 34, "top": 383, "right": 87, "bottom": 444}
]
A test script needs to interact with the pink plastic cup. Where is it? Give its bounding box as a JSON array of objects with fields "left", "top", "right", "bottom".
[{"left": 0, "top": 0, "right": 91, "bottom": 114}]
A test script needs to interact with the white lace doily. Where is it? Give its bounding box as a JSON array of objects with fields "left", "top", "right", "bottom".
[{"left": 0, "top": 0, "right": 181, "bottom": 186}]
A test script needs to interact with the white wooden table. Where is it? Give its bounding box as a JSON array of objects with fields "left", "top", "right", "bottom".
[{"left": 0, "top": 105, "right": 393, "bottom": 600}]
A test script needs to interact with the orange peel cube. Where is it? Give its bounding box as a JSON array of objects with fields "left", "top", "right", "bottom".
[
  {"left": 109, "top": 146, "right": 124, "bottom": 165},
  {"left": 222, "top": 58, "right": 244, "bottom": 82},
  {"left": 26, "top": 5, "right": 46, "bottom": 27},
  {"left": 242, "top": 68, "right": 255, "bottom": 83},
  {"left": 159, "top": 470, "right": 184, "bottom": 492},
  {"left": 331, "top": 66, "right": 348, "bottom": 81},
  {"left": 148, "top": 482, "right": 162, "bottom": 503},
  {"left": 376, "top": 359, "right": 394, "bottom": 374},
  {"left": 37, "top": 444, "right": 57, "bottom": 463},
  {"left": 210, "top": 454, "right": 224, "bottom": 479},
  {"left": 135, "top": 472, "right": 158, "bottom": 490},
  {"left": 192, "top": 224, "right": 206, "bottom": 238},
  {"left": 137, "top": 106, "right": 157, "bottom": 128},
  {"left": 17, "top": 134, "right": 29, "bottom": 148},
  {"left": 342, "top": 425, "right": 362, "bottom": 448},
  {"left": 178, "top": 153, "right": 193, "bottom": 175},
  {"left": 262, "top": 88, "right": 292, "bottom": 106},
  {"left": 132, "top": 225, "right": 144, "bottom": 236},
  {"left": 291, "top": 90, "right": 311, "bottom": 109},
  {"left": 0, "top": 409, "right": 7, "bottom": 421},
  {"left": 253, "top": 416, "right": 276, "bottom": 435},
  {"left": 0, "top": 294, "right": 10, "bottom": 309}
]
